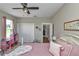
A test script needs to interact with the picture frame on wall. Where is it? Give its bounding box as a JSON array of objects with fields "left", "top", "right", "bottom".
[{"left": 64, "top": 19, "right": 79, "bottom": 31}]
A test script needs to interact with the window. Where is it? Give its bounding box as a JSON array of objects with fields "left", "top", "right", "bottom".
[{"left": 6, "top": 19, "right": 13, "bottom": 41}]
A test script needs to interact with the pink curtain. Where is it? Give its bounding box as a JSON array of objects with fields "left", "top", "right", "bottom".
[{"left": 1, "top": 16, "right": 7, "bottom": 51}]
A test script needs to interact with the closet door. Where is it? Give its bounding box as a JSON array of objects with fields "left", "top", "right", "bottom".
[{"left": 17, "top": 23, "right": 34, "bottom": 43}]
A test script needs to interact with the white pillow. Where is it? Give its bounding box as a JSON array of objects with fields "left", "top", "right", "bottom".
[
  {"left": 49, "top": 41, "right": 62, "bottom": 56},
  {"left": 69, "top": 34, "right": 79, "bottom": 39},
  {"left": 60, "top": 35, "right": 75, "bottom": 44}
]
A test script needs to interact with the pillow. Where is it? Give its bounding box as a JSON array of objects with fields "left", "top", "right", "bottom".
[
  {"left": 60, "top": 35, "right": 75, "bottom": 44},
  {"left": 49, "top": 41, "right": 63, "bottom": 56},
  {"left": 61, "top": 33, "right": 79, "bottom": 45}
]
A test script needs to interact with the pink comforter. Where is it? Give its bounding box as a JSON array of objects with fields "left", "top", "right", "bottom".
[{"left": 57, "top": 40, "right": 79, "bottom": 56}]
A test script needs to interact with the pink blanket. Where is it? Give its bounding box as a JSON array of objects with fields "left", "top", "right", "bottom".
[{"left": 57, "top": 39, "right": 79, "bottom": 56}]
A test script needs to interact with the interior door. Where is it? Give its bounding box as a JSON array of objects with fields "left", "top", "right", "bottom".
[
  {"left": 42, "top": 23, "right": 53, "bottom": 43},
  {"left": 17, "top": 23, "right": 34, "bottom": 43}
]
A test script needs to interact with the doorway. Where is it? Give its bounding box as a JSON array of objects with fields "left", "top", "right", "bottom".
[{"left": 42, "top": 23, "right": 53, "bottom": 43}]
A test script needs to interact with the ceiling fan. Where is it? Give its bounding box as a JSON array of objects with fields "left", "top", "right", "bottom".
[{"left": 12, "top": 3, "right": 39, "bottom": 14}]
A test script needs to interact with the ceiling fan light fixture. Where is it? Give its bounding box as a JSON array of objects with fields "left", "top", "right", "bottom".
[
  {"left": 23, "top": 8, "right": 27, "bottom": 13},
  {"left": 12, "top": 3, "right": 39, "bottom": 15},
  {"left": 27, "top": 10, "right": 30, "bottom": 14},
  {"left": 24, "top": 9, "right": 27, "bottom": 13}
]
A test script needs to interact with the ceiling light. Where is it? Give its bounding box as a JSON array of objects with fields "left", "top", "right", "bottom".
[
  {"left": 24, "top": 9, "right": 27, "bottom": 13},
  {"left": 23, "top": 8, "right": 27, "bottom": 13},
  {"left": 23, "top": 8, "right": 30, "bottom": 14}
]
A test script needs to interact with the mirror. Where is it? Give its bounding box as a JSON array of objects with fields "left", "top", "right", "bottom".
[{"left": 64, "top": 20, "right": 79, "bottom": 31}]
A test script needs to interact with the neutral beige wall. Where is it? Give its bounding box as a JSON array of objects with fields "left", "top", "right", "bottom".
[
  {"left": 16, "top": 17, "right": 52, "bottom": 42},
  {"left": 52, "top": 3, "right": 79, "bottom": 38},
  {"left": 16, "top": 17, "right": 52, "bottom": 23}
]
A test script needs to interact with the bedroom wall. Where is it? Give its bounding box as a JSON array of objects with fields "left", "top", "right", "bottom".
[
  {"left": 0, "top": 10, "right": 17, "bottom": 42},
  {"left": 16, "top": 17, "right": 52, "bottom": 42},
  {"left": 51, "top": 3, "right": 79, "bottom": 38}
]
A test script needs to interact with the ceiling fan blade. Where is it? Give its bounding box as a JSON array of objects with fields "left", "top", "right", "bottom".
[
  {"left": 27, "top": 7, "right": 39, "bottom": 9},
  {"left": 27, "top": 10, "right": 30, "bottom": 14},
  {"left": 21, "top": 3, "right": 27, "bottom": 7},
  {"left": 12, "top": 8, "right": 23, "bottom": 9},
  {"left": 12, "top": 3, "right": 39, "bottom": 14}
]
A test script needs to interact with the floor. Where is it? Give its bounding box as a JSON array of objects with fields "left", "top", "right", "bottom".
[{"left": 19, "top": 43, "right": 52, "bottom": 56}]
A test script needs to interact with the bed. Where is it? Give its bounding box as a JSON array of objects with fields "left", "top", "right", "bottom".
[
  {"left": 56, "top": 39, "right": 79, "bottom": 56},
  {"left": 57, "top": 33, "right": 79, "bottom": 56}
]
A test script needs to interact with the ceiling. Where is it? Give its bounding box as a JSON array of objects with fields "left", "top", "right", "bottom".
[{"left": 0, "top": 3, "right": 64, "bottom": 18}]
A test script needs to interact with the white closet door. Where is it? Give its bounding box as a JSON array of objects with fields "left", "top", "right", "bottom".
[{"left": 17, "top": 23, "right": 34, "bottom": 42}]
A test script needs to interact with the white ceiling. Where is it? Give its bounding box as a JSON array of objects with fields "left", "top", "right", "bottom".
[{"left": 0, "top": 3, "right": 64, "bottom": 18}]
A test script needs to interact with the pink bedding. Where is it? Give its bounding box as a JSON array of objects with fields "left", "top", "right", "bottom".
[{"left": 57, "top": 39, "right": 79, "bottom": 56}]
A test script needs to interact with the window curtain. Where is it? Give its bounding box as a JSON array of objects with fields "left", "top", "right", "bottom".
[{"left": 1, "top": 16, "right": 7, "bottom": 52}]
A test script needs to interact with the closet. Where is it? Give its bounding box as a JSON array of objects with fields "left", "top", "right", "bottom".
[{"left": 17, "top": 23, "right": 34, "bottom": 43}]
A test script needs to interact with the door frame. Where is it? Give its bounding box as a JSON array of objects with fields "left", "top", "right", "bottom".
[{"left": 42, "top": 23, "right": 53, "bottom": 42}]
